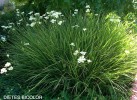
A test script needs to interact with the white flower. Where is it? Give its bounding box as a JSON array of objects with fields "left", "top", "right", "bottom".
[
  {"left": 24, "top": 43, "right": 30, "bottom": 46},
  {"left": 109, "top": 19, "right": 114, "bottom": 22},
  {"left": 75, "top": 25, "right": 79, "bottom": 27},
  {"left": 44, "top": 16, "right": 49, "bottom": 20},
  {"left": 48, "top": 11, "right": 53, "bottom": 14},
  {"left": 16, "top": 14, "right": 20, "bottom": 16},
  {"left": 83, "top": 28, "right": 87, "bottom": 31},
  {"left": 1, "top": 26, "right": 5, "bottom": 28},
  {"left": 129, "top": 30, "right": 132, "bottom": 33},
  {"left": 110, "top": 18, "right": 120, "bottom": 23},
  {"left": 73, "top": 9, "right": 78, "bottom": 14},
  {"left": 95, "top": 14, "right": 98, "bottom": 16},
  {"left": 50, "top": 10, "right": 55, "bottom": 13},
  {"left": 6, "top": 54, "right": 9, "bottom": 58},
  {"left": 38, "top": 22, "right": 42, "bottom": 24},
  {"left": 70, "top": 43, "right": 75, "bottom": 46},
  {"left": 8, "top": 66, "right": 13, "bottom": 70},
  {"left": 9, "top": 23, "right": 14, "bottom": 25},
  {"left": 16, "top": 11, "right": 20, "bottom": 14},
  {"left": 49, "top": 11, "right": 62, "bottom": 18},
  {"left": 86, "top": 9, "right": 90, "bottom": 13},
  {"left": 5, "top": 26, "right": 8, "bottom": 29},
  {"left": 74, "top": 12, "right": 78, "bottom": 14},
  {"left": 52, "top": 13, "right": 59, "bottom": 18},
  {"left": 50, "top": 19, "right": 56, "bottom": 23},
  {"left": 77, "top": 56, "right": 86, "bottom": 63},
  {"left": 30, "top": 22, "right": 36, "bottom": 27},
  {"left": 80, "top": 51, "right": 86, "bottom": 55},
  {"left": 21, "top": 12, "right": 24, "bottom": 15},
  {"left": 72, "top": 25, "right": 79, "bottom": 28},
  {"left": 26, "top": 24, "right": 30, "bottom": 26},
  {"left": 74, "top": 9, "right": 78, "bottom": 12},
  {"left": 7, "top": 24, "right": 13, "bottom": 28},
  {"left": 1, "top": 26, "right": 7, "bottom": 29},
  {"left": 87, "top": 59, "right": 92, "bottom": 63},
  {"left": 58, "top": 21, "right": 63, "bottom": 25},
  {"left": 31, "top": 2, "right": 34, "bottom": 4},
  {"left": 42, "top": 14, "right": 46, "bottom": 17},
  {"left": 39, "top": 16, "right": 43, "bottom": 19},
  {"left": 17, "top": 23, "right": 20, "bottom": 25},
  {"left": 0, "top": 68, "right": 7, "bottom": 74},
  {"left": 1, "top": 36, "right": 6, "bottom": 42},
  {"left": 29, "top": 16, "right": 36, "bottom": 21},
  {"left": 34, "top": 13, "right": 40, "bottom": 16},
  {"left": 125, "top": 50, "right": 130, "bottom": 54},
  {"left": 8, "top": 26, "right": 12, "bottom": 28},
  {"left": 16, "top": 8, "right": 19, "bottom": 11},
  {"left": 72, "top": 14, "right": 75, "bottom": 16},
  {"left": 19, "top": 19, "right": 23, "bottom": 22},
  {"left": 85, "top": 5, "right": 90, "bottom": 9},
  {"left": 73, "top": 50, "right": 79, "bottom": 56},
  {"left": 4, "top": 62, "right": 11, "bottom": 67},
  {"left": 47, "top": 12, "right": 50, "bottom": 14},
  {"left": 28, "top": 11, "right": 33, "bottom": 15},
  {"left": 61, "top": 14, "right": 64, "bottom": 17}
]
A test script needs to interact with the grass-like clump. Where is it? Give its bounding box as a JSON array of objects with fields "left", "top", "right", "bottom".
[{"left": 8, "top": 11, "right": 137, "bottom": 99}]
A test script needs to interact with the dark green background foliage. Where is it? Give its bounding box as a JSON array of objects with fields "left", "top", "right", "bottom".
[
  {"left": 0, "top": 75, "right": 23, "bottom": 99},
  {"left": 0, "top": 11, "right": 17, "bottom": 69},
  {"left": 13, "top": 0, "right": 134, "bottom": 15}
]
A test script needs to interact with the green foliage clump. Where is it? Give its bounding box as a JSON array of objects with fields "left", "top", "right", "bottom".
[{"left": 8, "top": 12, "right": 137, "bottom": 99}]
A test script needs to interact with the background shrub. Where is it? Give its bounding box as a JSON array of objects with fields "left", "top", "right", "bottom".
[
  {"left": 12, "top": 0, "right": 134, "bottom": 16},
  {"left": 8, "top": 12, "right": 137, "bottom": 99},
  {"left": 0, "top": 75, "right": 23, "bottom": 99},
  {"left": 0, "top": 11, "right": 17, "bottom": 69}
]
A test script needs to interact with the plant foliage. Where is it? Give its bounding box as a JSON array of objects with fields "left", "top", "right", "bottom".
[{"left": 8, "top": 12, "right": 137, "bottom": 99}]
